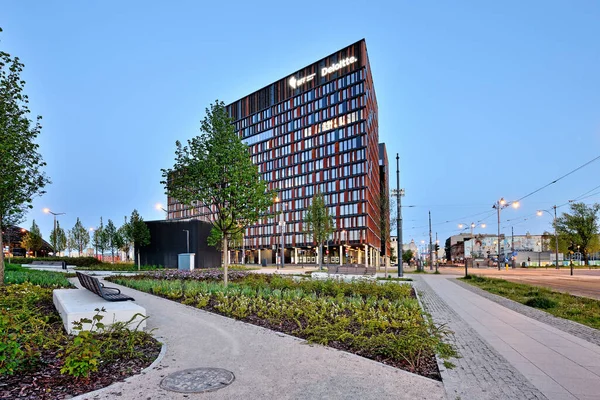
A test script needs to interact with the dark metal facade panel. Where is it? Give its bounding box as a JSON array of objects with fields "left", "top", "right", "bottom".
[{"left": 137, "top": 220, "right": 221, "bottom": 269}]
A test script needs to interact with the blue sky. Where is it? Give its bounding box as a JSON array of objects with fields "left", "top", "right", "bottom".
[{"left": 3, "top": 0, "right": 599, "bottom": 246}]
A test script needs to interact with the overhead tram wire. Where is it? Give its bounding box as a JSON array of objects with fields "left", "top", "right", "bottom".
[{"left": 515, "top": 154, "right": 600, "bottom": 203}]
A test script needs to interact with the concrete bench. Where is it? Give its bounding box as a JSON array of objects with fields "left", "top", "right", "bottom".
[
  {"left": 327, "top": 264, "right": 377, "bottom": 275},
  {"left": 30, "top": 260, "right": 67, "bottom": 270},
  {"left": 311, "top": 271, "right": 376, "bottom": 283},
  {"left": 76, "top": 271, "right": 134, "bottom": 301},
  {"left": 53, "top": 288, "right": 147, "bottom": 335}
]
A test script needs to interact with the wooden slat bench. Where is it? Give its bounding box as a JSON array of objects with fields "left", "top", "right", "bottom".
[{"left": 76, "top": 272, "right": 135, "bottom": 302}]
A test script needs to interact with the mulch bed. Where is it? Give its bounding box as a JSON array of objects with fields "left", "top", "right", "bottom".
[
  {"left": 0, "top": 341, "right": 161, "bottom": 400},
  {"left": 0, "top": 317, "right": 161, "bottom": 400}
]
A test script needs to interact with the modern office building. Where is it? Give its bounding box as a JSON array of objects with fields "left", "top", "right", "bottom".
[{"left": 167, "top": 39, "right": 389, "bottom": 266}]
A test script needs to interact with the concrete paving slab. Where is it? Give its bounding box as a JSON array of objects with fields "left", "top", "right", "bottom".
[
  {"left": 73, "top": 278, "right": 444, "bottom": 400},
  {"left": 422, "top": 275, "right": 600, "bottom": 400}
]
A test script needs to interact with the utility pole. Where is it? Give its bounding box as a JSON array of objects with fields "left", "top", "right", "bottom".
[
  {"left": 396, "top": 154, "right": 403, "bottom": 278},
  {"left": 429, "top": 211, "right": 433, "bottom": 271},
  {"left": 435, "top": 232, "right": 439, "bottom": 273},
  {"left": 511, "top": 226, "right": 515, "bottom": 269},
  {"left": 554, "top": 205, "right": 560, "bottom": 272}
]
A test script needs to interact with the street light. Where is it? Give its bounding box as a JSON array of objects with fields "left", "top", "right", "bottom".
[
  {"left": 536, "top": 206, "right": 562, "bottom": 273},
  {"left": 43, "top": 208, "right": 66, "bottom": 255},
  {"left": 182, "top": 229, "right": 190, "bottom": 253},
  {"left": 492, "top": 198, "right": 519, "bottom": 270}
]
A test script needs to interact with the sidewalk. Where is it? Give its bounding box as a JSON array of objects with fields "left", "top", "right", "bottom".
[
  {"left": 417, "top": 275, "right": 600, "bottom": 400},
  {"left": 74, "top": 278, "right": 444, "bottom": 400}
]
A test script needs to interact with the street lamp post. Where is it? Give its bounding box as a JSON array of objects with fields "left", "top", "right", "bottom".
[
  {"left": 43, "top": 208, "right": 66, "bottom": 255},
  {"left": 492, "top": 198, "right": 519, "bottom": 270},
  {"left": 537, "top": 206, "right": 562, "bottom": 273},
  {"left": 182, "top": 230, "right": 190, "bottom": 253},
  {"left": 458, "top": 222, "right": 486, "bottom": 277}
]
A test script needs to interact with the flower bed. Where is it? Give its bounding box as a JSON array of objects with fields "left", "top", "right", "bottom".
[
  {"left": 1, "top": 264, "right": 161, "bottom": 400},
  {"left": 109, "top": 271, "right": 455, "bottom": 379}
]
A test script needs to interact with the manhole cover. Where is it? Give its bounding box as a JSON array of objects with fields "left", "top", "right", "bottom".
[{"left": 160, "top": 367, "right": 235, "bottom": 393}]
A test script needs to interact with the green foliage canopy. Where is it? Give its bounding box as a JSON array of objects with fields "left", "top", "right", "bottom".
[
  {"left": 0, "top": 28, "right": 50, "bottom": 284},
  {"left": 161, "top": 100, "right": 273, "bottom": 284}
]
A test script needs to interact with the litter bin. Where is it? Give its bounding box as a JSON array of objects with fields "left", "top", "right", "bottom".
[
  {"left": 61, "top": 260, "right": 67, "bottom": 270},
  {"left": 261, "top": 258, "right": 267, "bottom": 267}
]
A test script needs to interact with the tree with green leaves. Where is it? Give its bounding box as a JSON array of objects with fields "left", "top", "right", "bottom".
[
  {"left": 22, "top": 220, "right": 43, "bottom": 257},
  {"left": 117, "top": 223, "right": 131, "bottom": 262},
  {"left": 0, "top": 28, "right": 51, "bottom": 284},
  {"left": 379, "top": 191, "right": 391, "bottom": 269},
  {"left": 49, "top": 220, "right": 67, "bottom": 256},
  {"left": 304, "top": 192, "right": 334, "bottom": 270},
  {"left": 104, "top": 219, "right": 119, "bottom": 263},
  {"left": 161, "top": 100, "right": 273, "bottom": 285},
  {"left": 128, "top": 209, "right": 150, "bottom": 270},
  {"left": 70, "top": 218, "right": 89, "bottom": 256},
  {"left": 554, "top": 202, "right": 600, "bottom": 265},
  {"left": 402, "top": 249, "right": 414, "bottom": 264},
  {"left": 92, "top": 217, "right": 109, "bottom": 261}
]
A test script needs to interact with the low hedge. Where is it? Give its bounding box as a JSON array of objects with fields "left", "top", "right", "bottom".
[{"left": 9, "top": 256, "right": 101, "bottom": 267}]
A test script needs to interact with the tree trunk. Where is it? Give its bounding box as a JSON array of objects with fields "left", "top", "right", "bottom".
[
  {"left": 584, "top": 252, "right": 589, "bottom": 266},
  {"left": 223, "top": 236, "right": 229, "bottom": 286},
  {"left": 137, "top": 248, "right": 140, "bottom": 270},
  {"left": 318, "top": 243, "right": 323, "bottom": 270},
  {"left": 0, "top": 216, "right": 4, "bottom": 286},
  {"left": 111, "top": 248, "right": 115, "bottom": 264}
]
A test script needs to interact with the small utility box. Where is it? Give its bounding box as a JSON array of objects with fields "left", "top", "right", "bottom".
[{"left": 178, "top": 253, "right": 195, "bottom": 271}]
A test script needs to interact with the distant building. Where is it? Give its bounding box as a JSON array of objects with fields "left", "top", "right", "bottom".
[{"left": 446, "top": 233, "right": 552, "bottom": 261}]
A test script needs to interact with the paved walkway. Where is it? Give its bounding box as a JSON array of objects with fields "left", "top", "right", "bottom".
[
  {"left": 417, "top": 275, "right": 600, "bottom": 400},
  {"left": 73, "top": 278, "right": 444, "bottom": 400}
]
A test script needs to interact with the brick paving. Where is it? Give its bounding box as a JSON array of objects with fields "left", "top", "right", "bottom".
[
  {"left": 413, "top": 276, "right": 548, "bottom": 400},
  {"left": 452, "top": 278, "right": 600, "bottom": 347}
]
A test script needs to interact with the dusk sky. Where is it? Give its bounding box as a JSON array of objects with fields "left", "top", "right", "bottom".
[{"left": 3, "top": 1, "right": 599, "bottom": 246}]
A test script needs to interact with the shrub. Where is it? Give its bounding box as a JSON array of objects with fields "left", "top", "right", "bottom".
[{"left": 525, "top": 296, "right": 558, "bottom": 309}]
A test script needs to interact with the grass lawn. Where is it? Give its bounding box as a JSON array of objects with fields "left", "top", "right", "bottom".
[
  {"left": 462, "top": 275, "right": 600, "bottom": 330},
  {"left": 109, "top": 269, "right": 456, "bottom": 379}
]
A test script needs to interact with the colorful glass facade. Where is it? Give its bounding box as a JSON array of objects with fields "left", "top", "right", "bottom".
[{"left": 167, "top": 39, "right": 389, "bottom": 265}]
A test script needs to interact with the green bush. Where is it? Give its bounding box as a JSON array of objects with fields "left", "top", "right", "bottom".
[
  {"left": 524, "top": 296, "right": 558, "bottom": 309},
  {"left": 111, "top": 274, "right": 455, "bottom": 377},
  {"left": 4, "top": 264, "right": 73, "bottom": 288}
]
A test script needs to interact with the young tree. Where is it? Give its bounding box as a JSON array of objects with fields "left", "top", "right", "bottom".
[
  {"left": 554, "top": 202, "right": 600, "bottom": 265},
  {"left": 304, "top": 192, "right": 334, "bottom": 270},
  {"left": 128, "top": 209, "right": 150, "bottom": 270},
  {"left": 0, "top": 28, "right": 51, "bottom": 284},
  {"left": 22, "top": 220, "right": 43, "bottom": 257},
  {"left": 402, "top": 249, "right": 414, "bottom": 265},
  {"left": 104, "top": 219, "right": 118, "bottom": 263},
  {"left": 49, "top": 220, "right": 67, "bottom": 256},
  {"left": 71, "top": 218, "right": 89, "bottom": 256},
  {"left": 161, "top": 100, "right": 273, "bottom": 285},
  {"left": 66, "top": 228, "right": 75, "bottom": 256},
  {"left": 92, "top": 217, "right": 109, "bottom": 261},
  {"left": 117, "top": 223, "right": 131, "bottom": 262}
]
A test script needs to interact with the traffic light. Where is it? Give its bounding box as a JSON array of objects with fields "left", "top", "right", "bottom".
[
  {"left": 326, "top": 249, "right": 329, "bottom": 255},
  {"left": 434, "top": 244, "right": 440, "bottom": 252}
]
